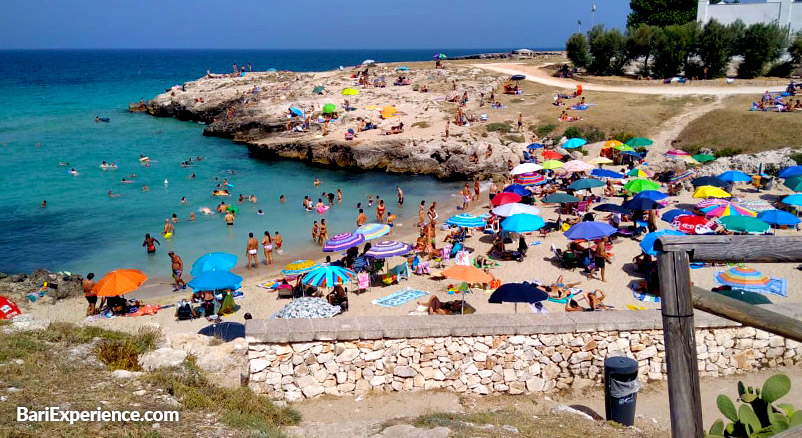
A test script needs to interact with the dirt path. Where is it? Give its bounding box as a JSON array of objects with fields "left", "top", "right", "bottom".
[{"left": 475, "top": 63, "right": 784, "bottom": 96}]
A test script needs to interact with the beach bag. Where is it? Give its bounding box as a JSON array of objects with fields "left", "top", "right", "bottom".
[
  {"left": 177, "top": 303, "right": 193, "bottom": 320},
  {"left": 561, "top": 222, "right": 571, "bottom": 232},
  {"left": 489, "top": 279, "right": 502, "bottom": 289}
]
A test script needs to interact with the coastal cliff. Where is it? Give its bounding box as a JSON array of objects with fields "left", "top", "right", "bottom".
[{"left": 142, "top": 63, "right": 525, "bottom": 180}]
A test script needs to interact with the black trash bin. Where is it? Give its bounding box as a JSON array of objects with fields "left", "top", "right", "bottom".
[{"left": 604, "top": 356, "right": 641, "bottom": 426}]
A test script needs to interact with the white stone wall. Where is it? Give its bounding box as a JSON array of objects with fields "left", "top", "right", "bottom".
[
  {"left": 697, "top": 0, "right": 800, "bottom": 34},
  {"left": 247, "top": 327, "right": 802, "bottom": 401}
]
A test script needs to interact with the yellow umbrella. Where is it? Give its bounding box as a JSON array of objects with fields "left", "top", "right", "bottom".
[
  {"left": 604, "top": 140, "right": 623, "bottom": 148},
  {"left": 679, "top": 155, "right": 700, "bottom": 165},
  {"left": 541, "top": 160, "right": 564, "bottom": 170},
  {"left": 589, "top": 157, "right": 613, "bottom": 165},
  {"left": 693, "top": 185, "right": 731, "bottom": 199},
  {"left": 381, "top": 106, "right": 401, "bottom": 119},
  {"left": 365, "top": 105, "right": 380, "bottom": 110},
  {"left": 341, "top": 88, "right": 359, "bottom": 96}
]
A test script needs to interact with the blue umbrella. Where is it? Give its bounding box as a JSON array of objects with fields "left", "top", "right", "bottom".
[
  {"left": 564, "top": 221, "right": 617, "bottom": 240},
  {"left": 501, "top": 214, "right": 545, "bottom": 233},
  {"left": 446, "top": 213, "right": 487, "bottom": 228},
  {"left": 779, "top": 165, "right": 802, "bottom": 179},
  {"left": 302, "top": 265, "right": 356, "bottom": 287},
  {"left": 396, "top": 66, "right": 410, "bottom": 71},
  {"left": 527, "top": 143, "right": 544, "bottom": 150},
  {"left": 591, "top": 169, "right": 624, "bottom": 179},
  {"left": 718, "top": 170, "right": 752, "bottom": 183},
  {"left": 488, "top": 283, "right": 549, "bottom": 313},
  {"left": 662, "top": 209, "right": 694, "bottom": 223},
  {"left": 569, "top": 178, "right": 605, "bottom": 191},
  {"left": 563, "top": 138, "right": 587, "bottom": 149},
  {"left": 622, "top": 197, "right": 662, "bottom": 211},
  {"left": 191, "top": 252, "right": 238, "bottom": 276},
  {"left": 757, "top": 210, "right": 800, "bottom": 226},
  {"left": 691, "top": 176, "right": 725, "bottom": 187},
  {"left": 503, "top": 184, "right": 531, "bottom": 196},
  {"left": 188, "top": 269, "right": 243, "bottom": 291},
  {"left": 511, "top": 74, "right": 526, "bottom": 81},
  {"left": 289, "top": 107, "right": 304, "bottom": 117},
  {"left": 633, "top": 190, "right": 668, "bottom": 201},
  {"left": 266, "top": 68, "right": 278, "bottom": 72},
  {"left": 594, "top": 203, "right": 631, "bottom": 214},
  {"left": 620, "top": 150, "right": 642, "bottom": 158},
  {"left": 640, "top": 230, "right": 685, "bottom": 256},
  {"left": 782, "top": 194, "right": 802, "bottom": 206}
]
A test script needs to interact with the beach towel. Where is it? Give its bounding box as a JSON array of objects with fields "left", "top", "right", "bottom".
[
  {"left": 256, "top": 281, "right": 277, "bottom": 290},
  {"left": 714, "top": 277, "right": 788, "bottom": 297},
  {"left": 372, "top": 287, "right": 429, "bottom": 308},
  {"left": 548, "top": 289, "right": 581, "bottom": 304},
  {"left": 631, "top": 284, "right": 661, "bottom": 303}
]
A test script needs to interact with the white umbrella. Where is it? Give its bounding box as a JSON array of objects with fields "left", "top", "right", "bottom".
[
  {"left": 562, "top": 160, "right": 594, "bottom": 173},
  {"left": 511, "top": 162, "right": 544, "bottom": 175},
  {"left": 362, "top": 59, "right": 376, "bottom": 65},
  {"left": 492, "top": 203, "right": 541, "bottom": 217}
]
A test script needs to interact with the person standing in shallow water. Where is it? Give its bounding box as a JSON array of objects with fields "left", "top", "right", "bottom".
[
  {"left": 246, "top": 232, "right": 259, "bottom": 270},
  {"left": 396, "top": 186, "right": 404, "bottom": 205},
  {"left": 143, "top": 233, "right": 160, "bottom": 254},
  {"left": 262, "top": 231, "right": 273, "bottom": 265}
]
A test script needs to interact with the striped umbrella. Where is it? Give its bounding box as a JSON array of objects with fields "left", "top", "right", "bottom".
[
  {"left": 446, "top": 213, "right": 487, "bottom": 228},
  {"left": 355, "top": 223, "right": 391, "bottom": 240},
  {"left": 515, "top": 173, "right": 546, "bottom": 186},
  {"left": 365, "top": 240, "right": 412, "bottom": 259},
  {"left": 627, "top": 169, "right": 652, "bottom": 178},
  {"left": 702, "top": 203, "right": 757, "bottom": 218},
  {"left": 323, "top": 233, "right": 365, "bottom": 252},
  {"left": 696, "top": 199, "right": 728, "bottom": 209},
  {"left": 714, "top": 266, "right": 770, "bottom": 288},
  {"left": 281, "top": 260, "right": 320, "bottom": 276},
  {"left": 302, "top": 265, "right": 356, "bottom": 287},
  {"left": 669, "top": 170, "right": 696, "bottom": 184}
]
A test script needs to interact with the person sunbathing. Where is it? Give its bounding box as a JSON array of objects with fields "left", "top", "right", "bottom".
[
  {"left": 565, "top": 299, "right": 588, "bottom": 312},
  {"left": 604, "top": 181, "right": 616, "bottom": 197},
  {"left": 419, "top": 296, "right": 464, "bottom": 315},
  {"left": 549, "top": 275, "right": 580, "bottom": 291},
  {"left": 584, "top": 289, "right": 610, "bottom": 310},
  {"left": 559, "top": 110, "right": 581, "bottom": 122}
]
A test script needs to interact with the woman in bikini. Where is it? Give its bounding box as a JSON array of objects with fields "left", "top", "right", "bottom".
[
  {"left": 262, "top": 231, "right": 273, "bottom": 265},
  {"left": 376, "top": 200, "right": 386, "bottom": 223},
  {"left": 319, "top": 219, "right": 329, "bottom": 245}
]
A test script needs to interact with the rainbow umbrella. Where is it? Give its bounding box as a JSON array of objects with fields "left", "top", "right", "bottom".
[
  {"left": 365, "top": 240, "right": 412, "bottom": 259},
  {"left": 302, "top": 265, "right": 356, "bottom": 287},
  {"left": 669, "top": 170, "right": 696, "bottom": 184},
  {"left": 446, "top": 213, "right": 486, "bottom": 228},
  {"left": 356, "top": 223, "right": 391, "bottom": 240},
  {"left": 515, "top": 173, "right": 546, "bottom": 186},
  {"left": 702, "top": 203, "right": 757, "bottom": 218},
  {"left": 541, "top": 160, "right": 564, "bottom": 170},
  {"left": 624, "top": 178, "right": 660, "bottom": 193},
  {"left": 434, "top": 53, "right": 447, "bottom": 59},
  {"left": 714, "top": 266, "right": 770, "bottom": 288},
  {"left": 693, "top": 185, "right": 731, "bottom": 199},
  {"left": 627, "top": 168, "right": 652, "bottom": 178},
  {"left": 696, "top": 199, "right": 728, "bottom": 209},
  {"left": 719, "top": 216, "right": 770, "bottom": 234},
  {"left": 281, "top": 260, "right": 320, "bottom": 276},
  {"left": 626, "top": 137, "right": 653, "bottom": 147},
  {"left": 323, "top": 233, "right": 365, "bottom": 252}
]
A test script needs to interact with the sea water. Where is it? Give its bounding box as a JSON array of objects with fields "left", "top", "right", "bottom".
[{"left": 0, "top": 49, "right": 505, "bottom": 276}]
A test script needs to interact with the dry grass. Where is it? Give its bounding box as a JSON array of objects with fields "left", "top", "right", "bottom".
[{"left": 675, "top": 95, "right": 802, "bottom": 154}]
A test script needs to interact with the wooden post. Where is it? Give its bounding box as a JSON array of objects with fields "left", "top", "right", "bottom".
[{"left": 657, "top": 249, "right": 704, "bottom": 438}]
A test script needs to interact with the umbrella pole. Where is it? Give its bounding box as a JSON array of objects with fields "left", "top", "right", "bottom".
[{"left": 514, "top": 303, "right": 518, "bottom": 313}]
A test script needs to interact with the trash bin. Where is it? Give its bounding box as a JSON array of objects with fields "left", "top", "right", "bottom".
[
  {"left": 604, "top": 356, "right": 641, "bottom": 426},
  {"left": 760, "top": 176, "right": 774, "bottom": 190}
]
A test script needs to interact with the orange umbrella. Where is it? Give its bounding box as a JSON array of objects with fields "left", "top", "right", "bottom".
[
  {"left": 381, "top": 106, "right": 401, "bottom": 119},
  {"left": 441, "top": 265, "right": 493, "bottom": 284},
  {"left": 93, "top": 269, "right": 148, "bottom": 297},
  {"left": 542, "top": 150, "right": 562, "bottom": 160}
]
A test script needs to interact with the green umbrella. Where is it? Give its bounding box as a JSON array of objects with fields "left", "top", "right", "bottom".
[
  {"left": 692, "top": 153, "right": 715, "bottom": 163},
  {"left": 714, "top": 288, "right": 772, "bottom": 305},
  {"left": 784, "top": 176, "right": 802, "bottom": 192},
  {"left": 625, "top": 137, "right": 654, "bottom": 147},
  {"left": 569, "top": 178, "right": 605, "bottom": 191},
  {"left": 541, "top": 193, "right": 580, "bottom": 203},
  {"left": 312, "top": 86, "right": 325, "bottom": 94},
  {"left": 624, "top": 178, "right": 660, "bottom": 193},
  {"left": 719, "top": 216, "right": 770, "bottom": 234},
  {"left": 322, "top": 103, "right": 336, "bottom": 114}
]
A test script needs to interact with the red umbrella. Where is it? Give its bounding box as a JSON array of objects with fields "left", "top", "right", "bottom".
[
  {"left": 542, "top": 150, "right": 562, "bottom": 160},
  {"left": 491, "top": 192, "right": 522, "bottom": 206},
  {"left": 0, "top": 296, "right": 21, "bottom": 319},
  {"left": 672, "top": 215, "right": 715, "bottom": 235}
]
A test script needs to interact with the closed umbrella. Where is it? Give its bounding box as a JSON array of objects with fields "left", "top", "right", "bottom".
[
  {"left": 719, "top": 216, "right": 770, "bottom": 234},
  {"left": 541, "top": 193, "right": 580, "bottom": 204},
  {"left": 779, "top": 165, "right": 802, "bottom": 178},
  {"left": 661, "top": 209, "right": 693, "bottom": 223},
  {"left": 626, "top": 137, "right": 653, "bottom": 147},
  {"left": 718, "top": 170, "right": 752, "bottom": 183},
  {"left": 591, "top": 168, "right": 623, "bottom": 179},
  {"left": 511, "top": 162, "right": 543, "bottom": 175},
  {"left": 502, "top": 184, "right": 530, "bottom": 196},
  {"left": 341, "top": 88, "right": 359, "bottom": 96},
  {"left": 594, "top": 203, "right": 631, "bottom": 214},
  {"left": 191, "top": 252, "right": 238, "bottom": 276},
  {"left": 622, "top": 198, "right": 661, "bottom": 211},
  {"left": 501, "top": 214, "right": 545, "bottom": 233},
  {"left": 624, "top": 178, "right": 660, "bottom": 193},
  {"left": 633, "top": 190, "right": 668, "bottom": 201},
  {"left": 491, "top": 192, "right": 522, "bottom": 206},
  {"left": 562, "top": 160, "right": 594, "bottom": 173},
  {"left": 714, "top": 266, "right": 770, "bottom": 288},
  {"left": 492, "top": 203, "right": 540, "bottom": 217},
  {"left": 564, "top": 221, "right": 617, "bottom": 240},
  {"left": 693, "top": 185, "right": 731, "bottom": 198},
  {"left": 488, "top": 283, "right": 549, "bottom": 313},
  {"left": 757, "top": 210, "right": 801, "bottom": 226},
  {"left": 563, "top": 138, "right": 587, "bottom": 149},
  {"left": 784, "top": 176, "right": 802, "bottom": 192},
  {"left": 541, "top": 160, "right": 564, "bottom": 170},
  {"left": 365, "top": 240, "right": 412, "bottom": 258},
  {"left": 569, "top": 178, "right": 605, "bottom": 191},
  {"left": 188, "top": 269, "right": 242, "bottom": 291},
  {"left": 322, "top": 103, "right": 336, "bottom": 114},
  {"left": 356, "top": 223, "right": 391, "bottom": 240},
  {"left": 92, "top": 269, "right": 148, "bottom": 297},
  {"left": 446, "top": 213, "right": 486, "bottom": 228},
  {"left": 640, "top": 230, "right": 685, "bottom": 256},
  {"left": 323, "top": 233, "right": 365, "bottom": 252},
  {"left": 281, "top": 260, "right": 320, "bottom": 276},
  {"left": 691, "top": 176, "right": 725, "bottom": 187},
  {"left": 302, "top": 265, "right": 356, "bottom": 287}
]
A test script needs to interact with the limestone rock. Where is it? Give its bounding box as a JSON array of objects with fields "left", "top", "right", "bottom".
[{"left": 139, "top": 348, "right": 187, "bottom": 371}]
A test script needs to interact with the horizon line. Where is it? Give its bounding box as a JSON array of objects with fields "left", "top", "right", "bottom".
[{"left": 0, "top": 47, "right": 564, "bottom": 51}]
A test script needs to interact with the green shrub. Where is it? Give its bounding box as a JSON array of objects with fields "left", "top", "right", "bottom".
[
  {"left": 531, "top": 123, "right": 556, "bottom": 137},
  {"left": 486, "top": 122, "right": 512, "bottom": 133},
  {"left": 567, "top": 32, "right": 591, "bottom": 68},
  {"left": 563, "top": 126, "right": 582, "bottom": 139},
  {"left": 611, "top": 132, "right": 636, "bottom": 143},
  {"left": 584, "top": 127, "right": 607, "bottom": 143},
  {"left": 789, "top": 152, "right": 802, "bottom": 165},
  {"left": 505, "top": 134, "right": 526, "bottom": 143},
  {"left": 737, "top": 22, "right": 788, "bottom": 79},
  {"left": 682, "top": 144, "right": 703, "bottom": 155},
  {"left": 714, "top": 147, "right": 743, "bottom": 158},
  {"left": 95, "top": 339, "right": 142, "bottom": 371}
]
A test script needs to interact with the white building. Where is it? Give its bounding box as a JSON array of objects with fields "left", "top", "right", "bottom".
[{"left": 697, "top": 0, "right": 802, "bottom": 33}]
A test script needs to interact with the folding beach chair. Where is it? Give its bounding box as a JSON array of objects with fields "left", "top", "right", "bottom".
[{"left": 356, "top": 271, "right": 371, "bottom": 294}]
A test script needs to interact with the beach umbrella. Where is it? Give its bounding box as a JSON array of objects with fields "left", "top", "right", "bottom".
[
  {"left": 594, "top": 203, "right": 631, "bottom": 214},
  {"left": 691, "top": 176, "right": 724, "bottom": 187},
  {"left": 666, "top": 149, "right": 690, "bottom": 156},
  {"left": 779, "top": 165, "right": 802, "bottom": 178},
  {"left": 361, "top": 59, "right": 376, "bottom": 65},
  {"left": 322, "top": 103, "right": 336, "bottom": 114},
  {"left": 541, "top": 160, "right": 564, "bottom": 170},
  {"left": 714, "top": 266, "right": 770, "bottom": 288},
  {"left": 341, "top": 88, "right": 359, "bottom": 96},
  {"left": 693, "top": 185, "right": 731, "bottom": 199},
  {"left": 563, "top": 160, "right": 594, "bottom": 173},
  {"left": 569, "top": 178, "right": 605, "bottom": 191},
  {"left": 396, "top": 66, "right": 410, "bottom": 71},
  {"left": 563, "top": 138, "right": 587, "bottom": 149},
  {"left": 719, "top": 216, "right": 770, "bottom": 234},
  {"left": 527, "top": 143, "right": 544, "bottom": 150},
  {"left": 274, "top": 297, "right": 341, "bottom": 319},
  {"left": 289, "top": 107, "right": 304, "bottom": 117},
  {"left": 757, "top": 209, "right": 801, "bottom": 226},
  {"left": 441, "top": 265, "right": 493, "bottom": 284},
  {"left": 782, "top": 194, "right": 802, "bottom": 206},
  {"left": 696, "top": 199, "right": 728, "bottom": 209},
  {"left": 488, "top": 283, "right": 549, "bottom": 313},
  {"left": 737, "top": 200, "right": 773, "bottom": 212},
  {"left": 501, "top": 214, "right": 545, "bottom": 233},
  {"left": 515, "top": 173, "right": 547, "bottom": 186},
  {"left": 591, "top": 168, "right": 623, "bottom": 179},
  {"left": 702, "top": 203, "right": 757, "bottom": 218},
  {"left": 622, "top": 198, "right": 661, "bottom": 211},
  {"left": 92, "top": 269, "right": 148, "bottom": 297},
  {"left": 355, "top": 223, "right": 391, "bottom": 240},
  {"left": 187, "top": 269, "right": 242, "bottom": 291},
  {"left": 676, "top": 155, "right": 700, "bottom": 165},
  {"left": 613, "top": 144, "right": 636, "bottom": 153},
  {"left": 511, "top": 162, "right": 543, "bottom": 175},
  {"left": 541, "top": 150, "right": 563, "bottom": 160},
  {"left": 672, "top": 215, "right": 715, "bottom": 234},
  {"left": 281, "top": 260, "right": 320, "bottom": 276},
  {"left": 693, "top": 154, "right": 715, "bottom": 163},
  {"left": 620, "top": 150, "right": 643, "bottom": 159},
  {"left": 191, "top": 252, "right": 238, "bottom": 276},
  {"left": 627, "top": 169, "right": 651, "bottom": 178},
  {"left": 381, "top": 106, "right": 401, "bottom": 119},
  {"left": 714, "top": 289, "right": 772, "bottom": 305},
  {"left": 502, "top": 184, "right": 530, "bottom": 196},
  {"left": 491, "top": 192, "right": 522, "bottom": 206},
  {"left": 666, "top": 170, "right": 695, "bottom": 185},
  {"left": 589, "top": 157, "right": 615, "bottom": 166},
  {"left": 323, "top": 233, "right": 365, "bottom": 252},
  {"left": 640, "top": 230, "right": 685, "bottom": 256},
  {"left": 511, "top": 74, "right": 526, "bottom": 81},
  {"left": 624, "top": 178, "right": 660, "bottom": 193},
  {"left": 198, "top": 322, "right": 245, "bottom": 343},
  {"left": 302, "top": 265, "right": 356, "bottom": 287},
  {"left": 541, "top": 193, "right": 580, "bottom": 204},
  {"left": 784, "top": 176, "right": 802, "bottom": 192},
  {"left": 564, "top": 221, "right": 617, "bottom": 241},
  {"left": 718, "top": 170, "right": 752, "bottom": 183},
  {"left": 0, "top": 296, "right": 21, "bottom": 320},
  {"left": 661, "top": 209, "right": 693, "bottom": 223},
  {"left": 365, "top": 240, "right": 412, "bottom": 259},
  {"left": 446, "top": 213, "right": 486, "bottom": 228},
  {"left": 626, "top": 137, "right": 653, "bottom": 147},
  {"left": 492, "top": 203, "right": 540, "bottom": 217},
  {"left": 633, "top": 190, "right": 668, "bottom": 201},
  {"left": 312, "top": 86, "right": 325, "bottom": 94},
  {"left": 604, "top": 140, "right": 623, "bottom": 148},
  {"left": 433, "top": 53, "right": 447, "bottom": 59}
]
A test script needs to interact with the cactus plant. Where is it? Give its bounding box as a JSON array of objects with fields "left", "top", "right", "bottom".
[{"left": 707, "top": 374, "right": 795, "bottom": 438}]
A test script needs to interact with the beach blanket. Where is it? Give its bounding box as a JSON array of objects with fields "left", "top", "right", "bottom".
[
  {"left": 256, "top": 281, "right": 278, "bottom": 290},
  {"left": 715, "top": 277, "right": 788, "bottom": 297},
  {"left": 548, "top": 288, "right": 581, "bottom": 304},
  {"left": 372, "top": 287, "right": 429, "bottom": 308},
  {"left": 631, "top": 284, "right": 661, "bottom": 303}
]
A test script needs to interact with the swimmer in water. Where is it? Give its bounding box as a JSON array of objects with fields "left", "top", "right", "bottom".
[
  {"left": 249, "top": 194, "right": 257, "bottom": 203},
  {"left": 181, "top": 197, "right": 187, "bottom": 204},
  {"left": 196, "top": 156, "right": 204, "bottom": 161},
  {"left": 337, "top": 189, "right": 342, "bottom": 202},
  {"left": 41, "top": 200, "right": 47, "bottom": 208},
  {"left": 189, "top": 173, "right": 196, "bottom": 179},
  {"left": 163, "top": 218, "right": 174, "bottom": 236},
  {"left": 257, "top": 209, "right": 264, "bottom": 215},
  {"left": 139, "top": 154, "right": 149, "bottom": 162},
  {"left": 143, "top": 185, "right": 149, "bottom": 192},
  {"left": 189, "top": 212, "right": 196, "bottom": 221},
  {"left": 223, "top": 179, "right": 229, "bottom": 187},
  {"left": 314, "top": 177, "right": 321, "bottom": 187},
  {"left": 35, "top": 142, "right": 41, "bottom": 148},
  {"left": 58, "top": 162, "right": 69, "bottom": 166},
  {"left": 164, "top": 179, "right": 168, "bottom": 185},
  {"left": 108, "top": 191, "right": 121, "bottom": 198},
  {"left": 171, "top": 213, "right": 179, "bottom": 223},
  {"left": 69, "top": 168, "right": 79, "bottom": 175},
  {"left": 280, "top": 195, "right": 285, "bottom": 203},
  {"left": 198, "top": 207, "right": 213, "bottom": 215},
  {"left": 143, "top": 233, "right": 160, "bottom": 254}
]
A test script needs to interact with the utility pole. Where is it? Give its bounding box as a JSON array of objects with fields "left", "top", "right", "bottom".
[
  {"left": 591, "top": 2, "right": 596, "bottom": 28},
  {"left": 577, "top": 19, "right": 582, "bottom": 34}
]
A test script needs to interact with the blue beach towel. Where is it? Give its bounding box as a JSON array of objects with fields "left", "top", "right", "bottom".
[
  {"left": 372, "top": 287, "right": 429, "bottom": 308},
  {"left": 631, "top": 284, "right": 661, "bottom": 303}
]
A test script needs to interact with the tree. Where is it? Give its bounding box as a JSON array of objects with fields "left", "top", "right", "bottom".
[
  {"left": 628, "top": 0, "right": 698, "bottom": 28},
  {"left": 736, "top": 23, "right": 788, "bottom": 78},
  {"left": 696, "top": 20, "right": 735, "bottom": 78},
  {"left": 626, "top": 24, "right": 659, "bottom": 75},
  {"left": 587, "top": 26, "right": 628, "bottom": 76},
  {"left": 788, "top": 31, "right": 802, "bottom": 66},
  {"left": 652, "top": 24, "right": 693, "bottom": 78},
  {"left": 566, "top": 33, "right": 590, "bottom": 68}
]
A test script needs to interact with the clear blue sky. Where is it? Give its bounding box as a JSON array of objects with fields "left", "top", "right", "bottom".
[{"left": 0, "top": 0, "right": 628, "bottom": 49}]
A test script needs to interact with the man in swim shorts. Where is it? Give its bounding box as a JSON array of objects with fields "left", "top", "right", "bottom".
[
  {"left": 168, "top": 251, "right": 187, "bottom": 291},
  {"left": 163, "top": 218, "right": 174, "bottom": 237},
  {"left": 225, "top": 211, "right": 235, "bottom": 225},
  {"left": 396, "top": 186, "right": 404, "bottom": 205},
  {"left": 142, "top": 233, "right": 160, "bottom": 254},
  {"left": 246, "top": 232, "right": 259, "bottom": 270},
  {"left": 83, "top": 273, "right": 96, "bottom": 316}
]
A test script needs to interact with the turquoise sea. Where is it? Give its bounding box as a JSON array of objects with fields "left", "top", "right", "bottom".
[{"left": 0, "top": 49, "right": 508, "bottom": 277}]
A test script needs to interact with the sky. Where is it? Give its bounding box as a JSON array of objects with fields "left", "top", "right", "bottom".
[{"left": 0, "top": 0, "right": 628, "bottom": 50}]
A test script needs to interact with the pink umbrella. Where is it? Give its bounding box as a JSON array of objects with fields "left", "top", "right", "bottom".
[
  {"left": 562, "top": 160, "right": 594, "bottom": 173},
  {"left": 666, "top": 149, "right": 690, "bottom": 156}
]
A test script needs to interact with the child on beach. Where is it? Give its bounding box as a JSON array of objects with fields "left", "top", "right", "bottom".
[
  {"left": 275, "top": 231, "right": 283, "bottom": 255},
  {"left": 368, "top": 194, "right": 373, "bottom": 207}
]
